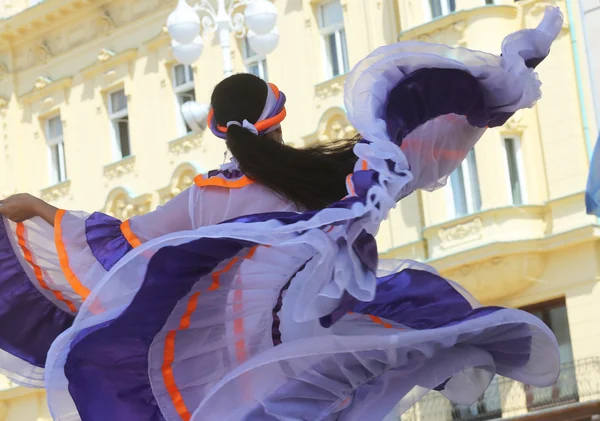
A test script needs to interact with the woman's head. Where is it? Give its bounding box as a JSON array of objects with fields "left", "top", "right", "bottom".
[{"left": 210, "top": 73, "right": 359, "bottom": 210}]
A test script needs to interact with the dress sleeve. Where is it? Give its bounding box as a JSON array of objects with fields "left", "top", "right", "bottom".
[
  {"left": 0, "top": 187, "right": 195, "bottom": 385},
  {"left": 57, "top": 186, "right": 195, "bottom": 277}
]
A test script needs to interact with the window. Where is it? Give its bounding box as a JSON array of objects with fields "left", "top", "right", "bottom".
[
  {"left": 504, "top": 137, "right": 526, "bottom": 205},
  {"left": 318, "top": 0, "right": 349, "bottom": 79},
  {"left": 427, "top": 0, "right": 456, "bottom": 19},
  {"left": 108, "top": 89, "right": 131, "bottom": 159},
  {"left": 45, "top": 115, "right": 67, "bottom": 185},
  {"left": 173, "top": 64, "right": 196, "bottom": 135},
  {"left": 522, "top": 299, "right": 578, "bottom": 410},
  {"left": 242, "top": 37, "right": 268, "bottom": 81},
  {"left": 447, "top": 149, "right": 481, "bottom": 218}
]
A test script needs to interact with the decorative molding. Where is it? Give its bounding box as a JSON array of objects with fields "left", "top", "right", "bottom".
[
  {"left": 501, "top": 110, "right": 526, "bottom": 134},
  {"left": 102, "top": 187, "right": 153, "bottom": 220},
  {"left": 157, "top": 163, "right": 197, "bottom": 205},
  {"left": 0, "top": 63, "right": 8, "bottom": 78},
  {"left": 97, "top": 48, "right": 116, "bottom": 62},
  {"left": 81, "top": 48, "right": 138, "bottom": 79},
  {"left": 415, "top": 20, "right": 466, "bottom": 46},
  {"left": 96, "top": 9, "right": 116, "bottom": 34},
  {"left": 34, "top": 76, "right": 52, "bottom": 90},
  {"left": 169, "top": 133, "right": 203, "bottom": 157},
  {"left": 315, "top": 75, "right": 346, "bottom": 107},
  {"left": 19, "top": 76, "right": 72, "bottom": 105},
  {"left": 30, "top": 41, "right": 53, "bottom": 63},
  {"left": 399, "top": 5, "right": 517, "bottom": 43},
  {"left": 444, "top": 253, "right": 545, "bottom": 303},
  {"left": 438, "top": 217, "right": 483, "bottom": 249},
  {"left": 303, "top": 106, "right": 356, "bottom": 145},
  {"left": 40, "top": 180, "right": 71, "bottom": 203},
  {"left": 103, "top": 155, "right": 137, "bottom": 180}
]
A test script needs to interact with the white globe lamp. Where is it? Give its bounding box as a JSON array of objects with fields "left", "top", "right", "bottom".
[
  {"left": 167, "top": 0, "right": 201, "bottom": 44},
  {"left": 247, "top": 27, "right": 280, "bottom": 56},
  {"left": 182, "top": 101, "right": 210, "bottom": 132},
  {"left": 171, "top": 37, "right": 204, "bottom": 65},
  {"left": 244, "top": 0, "right": 277, "bottom": 36}
]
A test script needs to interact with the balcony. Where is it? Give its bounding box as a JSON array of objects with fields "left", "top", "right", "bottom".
[{"left": 402, "top": 358, "right": 600, "bottom": 421}]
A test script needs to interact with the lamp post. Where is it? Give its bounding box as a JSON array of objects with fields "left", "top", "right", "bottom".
[{"left": 166, "top": 0, "right": 279, "bottom": 131}]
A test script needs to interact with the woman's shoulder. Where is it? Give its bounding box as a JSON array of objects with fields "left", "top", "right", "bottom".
[
  {"left": 193, "top": 166, "right": 298, "bottom": 214},
  {"left": 194, "top": 166, "right": 254, "bottom": 190}
]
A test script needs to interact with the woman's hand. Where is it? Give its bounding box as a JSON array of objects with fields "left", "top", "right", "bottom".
[{"left": 0, "top": 193, "right": 44, "bottom": 223}]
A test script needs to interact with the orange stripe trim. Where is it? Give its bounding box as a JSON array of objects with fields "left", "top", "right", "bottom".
[
  {"left": 346, "top": 174, "right": 356, "bottom": 196},
  {"left": 348, "top": 311, "right": 402, "bottom": 330},
  {"left": 194, "top": 173, "right": 254, "bottom": 189},
  {"left": 162, "top": 246, "right": 259, "bottom": 420},
  {"left": 54, "top": 210, "right": 91, "bottom": 302},
  {"left": 368, "top": 314, "right": 394, "bottom": 329},
  {"left": 361, "top": 160, "right": 368, "bottom": 171},
  {"left": 120, "top": 219, "right": 142, "bottom": 249},
  {"left": 17, "top": 221, "right": 77, "bottom": 313}
]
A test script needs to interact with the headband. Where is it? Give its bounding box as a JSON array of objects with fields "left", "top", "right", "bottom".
[{"left": 208, "top": 82, "right": 287, "bottom": 139}]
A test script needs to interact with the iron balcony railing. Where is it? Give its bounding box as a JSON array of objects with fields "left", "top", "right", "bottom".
[{"left": 402, "top": 357, "right": 600, "bottom": 421}]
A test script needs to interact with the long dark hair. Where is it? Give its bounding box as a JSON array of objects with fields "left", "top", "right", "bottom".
[{"left": 210, "top": 74, "right": 359, "bottom": 210}]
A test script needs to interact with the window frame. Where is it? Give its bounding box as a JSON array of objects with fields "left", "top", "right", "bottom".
[
  {"left": 318, "top": 0, "right": 350, "bottom": 79},
  {"left": 242, "top": 37, "right": 269, "bottom": 81},
  {"left": 172, "top": 64, "right": 196, "bottom": 136},
  {"left": 503, "top": 135, "right": 527, "bottom": 205},
  {"left": 44, "top": 114, "right": 67, "bottom": 185},
  {"left": 107, "top": 88, "right": 131, "bottom": 160},
  {"left": 445, "top": 149, "right": 482, "bottom": 219},
  {"left": 424, "top": 0, "right": 456, "bottom": 21}
]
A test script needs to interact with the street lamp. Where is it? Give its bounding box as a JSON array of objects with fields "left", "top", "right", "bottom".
[{"left": 166, "top": 0, "right": 279, "bottom": 131}]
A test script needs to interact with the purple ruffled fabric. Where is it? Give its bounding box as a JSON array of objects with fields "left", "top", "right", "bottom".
[
  {"left": 85, "top": 212, "right": 133, "bottom": 272},
  {"left": 0, "top": 221, "right": 74, "bottom": 368}
]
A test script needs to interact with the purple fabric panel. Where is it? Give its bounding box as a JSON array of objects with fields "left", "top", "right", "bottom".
[
  {"left": 353, "top": 269, "right": 533, "bottom": 376},
  {"left": 242, "top": 349, "right": 390, "bottom": 421},
  {"left": 319, "top": 292, "right": 359, "bottom": 329},
  {"left": 64, "top": 237, "right": 255, "bottom": 421},
  {"left": 385, "top": 68, "right": 489, "bottom": 145},
  {"left": 350, "top": 170, "right": 379, "bottom": 199},
  {"left": 251, "top": 269, "right": 534, "bottom": 416},
  {"left": 0, "top": 222, "right": 74, "bottom": 367},
  {"left": 385, "top": 51, "right": 551, "bottom": 145},
  {"left": 85, "top": 212, "right": 133, "bottom": 272},
  {"left": 207, "top": 168, "right": 246, "bottom": 180},
  {"left": 353, "top": 269, "right": 476, "bottom": 329},
  {"left": 352, "top": 230, "right": 378, "bottom": 274}
]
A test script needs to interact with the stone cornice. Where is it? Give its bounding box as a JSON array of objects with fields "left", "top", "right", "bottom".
[
  {"left": 0, "top": 0, "right": 102, "bottom": 42},
  {"left": 81, "top": 48, "right": 138, "bottom": 79},
  {"left": 19, "top": 76, "right": 72, "bottom": 105}
]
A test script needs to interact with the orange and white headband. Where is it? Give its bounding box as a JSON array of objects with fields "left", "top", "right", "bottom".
[{"left": 208, "top": 82, "right": 287, "bottom": 139}]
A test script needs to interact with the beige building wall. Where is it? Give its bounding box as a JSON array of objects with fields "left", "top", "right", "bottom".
[{"left": 0, "top": 0, "right": 598, "bottom": 420}]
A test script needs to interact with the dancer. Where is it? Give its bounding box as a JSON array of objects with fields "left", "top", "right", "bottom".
[
  {"left": 0, "top": 7, "right": 563, "bottom": 421},
  {"left": 586, "top": 131, "right": 600, "bottom": 216}
]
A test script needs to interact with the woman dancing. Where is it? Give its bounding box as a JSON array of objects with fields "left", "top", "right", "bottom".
[{"left": 0, "top": 7, "right": 563, "bottom": 421}]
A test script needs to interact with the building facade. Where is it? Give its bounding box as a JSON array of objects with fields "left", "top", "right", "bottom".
[{"left": 0, "top": 0, "right": 598, "bottom": 420}]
